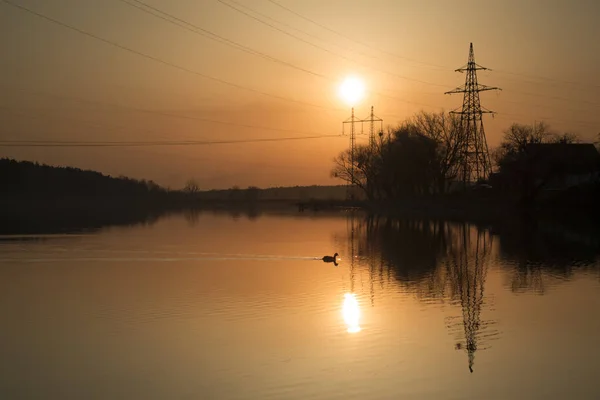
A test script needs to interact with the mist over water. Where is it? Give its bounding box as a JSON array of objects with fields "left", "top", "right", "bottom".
[{"left": 1, "top": 212, "right": 599, "bottom": 400}]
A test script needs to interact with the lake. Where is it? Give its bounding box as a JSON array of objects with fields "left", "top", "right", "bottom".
[{"left": 1, "top": 211, "right": 599, "bottom": 400}]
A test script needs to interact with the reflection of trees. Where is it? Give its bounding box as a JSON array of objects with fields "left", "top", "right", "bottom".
[
  {"left": 335, "top": 212, "right": 394, "bottom": 303},
  {"left": 355, "top": 216, "right": 497, "bottom": 373},
  {"left": 497, "top": 218, "right": 600, "bottom": 293},
  {"left": 509, "top": 261, "right": 546, "bottom": 294},
  {"left": 361, "top": 218, "right": 450, "bottom": 283},
  {"left": 357, "top": 214, "right": 600, "bottom": 297},
  {"left": 345, "top": 216, "right": 452, "bottom": 302},
  {"left": 349, "top": 213, "right": 600, "bottom": 372},
  {"left": 183, "top": 208, "right": 201, "bottom": 226},
  {"left": 182, "top": 207, "right": 263, "bottom": 226}
]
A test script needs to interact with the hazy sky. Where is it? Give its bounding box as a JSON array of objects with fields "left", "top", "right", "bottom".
[{"left": 2, "top": 0, "right": 599, "bottom": 189}]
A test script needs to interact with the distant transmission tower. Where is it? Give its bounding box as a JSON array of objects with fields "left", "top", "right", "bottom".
[
  {"left": 342, "top": 108, "right": 360, "bottom": 200},
  {"left": 445, "top": 43, "right": 501, "bottom": 185},
  {"left": 366, "top": 106, "right": 383, "bottom": 152},
  {"left": 342, "top": 106, "right": 383, "bottom": 200}
]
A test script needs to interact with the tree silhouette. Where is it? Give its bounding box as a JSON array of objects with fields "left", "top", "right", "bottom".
[
  {"left": 0, "top": 158, "right": 169, "bottom": 197},
  {"left": 330, "top": 111, "right": 465, "bottom": 200},
  {"left": 184, "top": 179, "right": 200, "bottom": 194}
]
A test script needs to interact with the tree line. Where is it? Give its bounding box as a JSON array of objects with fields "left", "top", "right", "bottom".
[
  {"left": 1, "top": 158, "right": 169, "bottom": 197},
  {"left": 330, "top": 111, "right": 598, "bottom": 201}
]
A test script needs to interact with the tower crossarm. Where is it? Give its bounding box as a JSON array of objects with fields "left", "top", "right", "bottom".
[
  {"left": 444, "top": 86, "right": 466, "bottom": 95},
  {"left": 449, "top": 109, "right": 496, "bottom": 115},
  {"left": 476, "top": 84, "right": 501, "bottom": 93},
  {"left": 455, "top": 63, "right": 490, "bottom": 73},
  {"left": 444, "top": 84, "right": 501, "bottom": 95}
]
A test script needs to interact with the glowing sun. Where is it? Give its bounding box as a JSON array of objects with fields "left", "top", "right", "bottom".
[{"left": 338, "top": 76, "right": 365, "bottom": 106}]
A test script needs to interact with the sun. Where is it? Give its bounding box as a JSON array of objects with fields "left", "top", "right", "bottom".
[{"left": 338, "top": 76, "right": 365, "bottom": 107}]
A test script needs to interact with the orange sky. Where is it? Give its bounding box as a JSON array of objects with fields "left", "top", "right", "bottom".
[{"left": 1, "top": 0, "right": 599, "bottom": 189}]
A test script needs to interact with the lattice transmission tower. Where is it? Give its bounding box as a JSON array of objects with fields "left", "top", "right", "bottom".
[
  {"left": 367, "top": 106, "right": 383, "bottom": 152},
  {"left": 445, "top": 43, "right": 501, "bottom": 185},
  {"left": 342, "top": 106, "right": 383, "bottom": 200},
  {"left": 342, "top": 107, "right": 361, "bottom": 200}
]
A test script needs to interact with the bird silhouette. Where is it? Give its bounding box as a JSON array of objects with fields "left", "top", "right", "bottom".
[{"left": 322, "top": 252, "right": 339, "bottom": 266}]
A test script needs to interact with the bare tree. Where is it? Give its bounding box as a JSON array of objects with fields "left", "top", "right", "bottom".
[
  {"left": 331, "top": 112, "right": 460, "bottom": 199},
  {"left": 549, "top": 132, "right": 580, "bottom": 144},
  {"left": 183, "top": 179, "right": 200, "bottom": 194},
  {"left": 493, "top": 122, "right": 584, "bottom": 205},
  {"left": 494, "top": 123, "right": 581, "bottom": 169},
  {"left": 411, "top": 111, "right": 464, "bottom": 193},
  {"left": 502, "top": 122, "right": 552, "bottom": 152},
  {"left": 330, "top": 146, "right": 371, "bottom": 198},
  {"left": 493, "top": 122, "right": 554, "bottom": 172}
]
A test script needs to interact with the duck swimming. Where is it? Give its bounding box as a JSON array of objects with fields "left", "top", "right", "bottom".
[{"left": 322, "top": 253, "right": 339, "bottom": 265}]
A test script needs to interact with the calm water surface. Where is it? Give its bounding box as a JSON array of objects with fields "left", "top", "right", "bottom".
[{"left": 1, "top": 212, "right": 599, "bottom": 399}]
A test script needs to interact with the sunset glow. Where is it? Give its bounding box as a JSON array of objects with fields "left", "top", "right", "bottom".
[
  {"left": 1, "top": 1, "right": 598, "bottom": 190},
  {"left": 2, "top": 0, "right": 600, "bottom": 398}
]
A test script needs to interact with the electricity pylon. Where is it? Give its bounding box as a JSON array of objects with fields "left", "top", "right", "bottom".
[
  {"left": 342, "top": 108, "right": 360, "bottom": 200},
  {"left": 342, "top": 106, "right": 383, "bottom": 200},
  {"left": 366, "top": 106, "right": 383, "bottom": 152},
  {"left": 445, "top": 43, "right": 500, "bottom": 185}
]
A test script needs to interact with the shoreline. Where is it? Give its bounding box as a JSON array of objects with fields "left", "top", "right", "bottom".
[{"left": 1, "top": 192, "right": 598, "bottom": 235}]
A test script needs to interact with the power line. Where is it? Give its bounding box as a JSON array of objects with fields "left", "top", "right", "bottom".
[
  {"left": 4, "top": 85, "right": 597, "bottom": 143},
  {"left": 118, "top": 0, "right": 456, "bottom": 111},
  {"left": 0, "top": 86, "right": 327, "bottom": 136},
  {"left": 123, "top": 0, "right": 451, "bottom": 108},
  {"left": 0, "top": 0, "right": 335, "bottom": 111},
  {"left": 266, "top": 0, "right": 450, "bottom": 71},
  {"left": 230, "top": 0, "right": 379, "bottom": 62},
  {"left": 487, "top": 93, "right": 600, "bottom": 116},
  {"left": 4, "top": 0, "right": 446, "bottom": 115},
  {"left": 266, "top": 0, "right": 600, "bottom": 93},
  {"left": 216, "top": 0, "right": 452, "bottom": 89},
  {"left": 123, "top": 0, "right": 599, "bottom": 113},
  {"left": 0, "top": 106, "right": 165, "bottom": 139},
  {"left": 493, "top": 110, "right": 599, "bottom": 130},
  {"left": 501, "top": 88, "right": 600, "bottom": 108},
  {"left": 374, "top": 91, "right": 443, "bottom": 110},
  {"left": 127, "top": 0, "right": 464, "bottom": 96},
  {"left": 0, "top": 134, "right": 342, "bottom": 147},
  {"left": 6, "top": 0, "right": 446, "bottom": 114},
  {"left": 495, "top": 69, "right": 600, "bottom": 90},
  {"left": 5, "top": 84, "right": 449, "bottom": 136},
  {"left": 116, "top": 0, "right": 329, "bottom": 81},
  {"left": 2, "top": 83, "right": 453, "bottom": 139},
  {"left": 217, "top": 0, "right": 353, "bottom": 61},
  {"left": 3, "top": 1, "right": 597, "bottom": 135},
  {"left": 383, "top": 83, "right": 600, "bottom": 119}
]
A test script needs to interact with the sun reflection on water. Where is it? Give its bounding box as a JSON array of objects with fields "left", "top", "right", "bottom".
[{"left": 342, "top": 293, "right": 361, "bottom": 333}]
